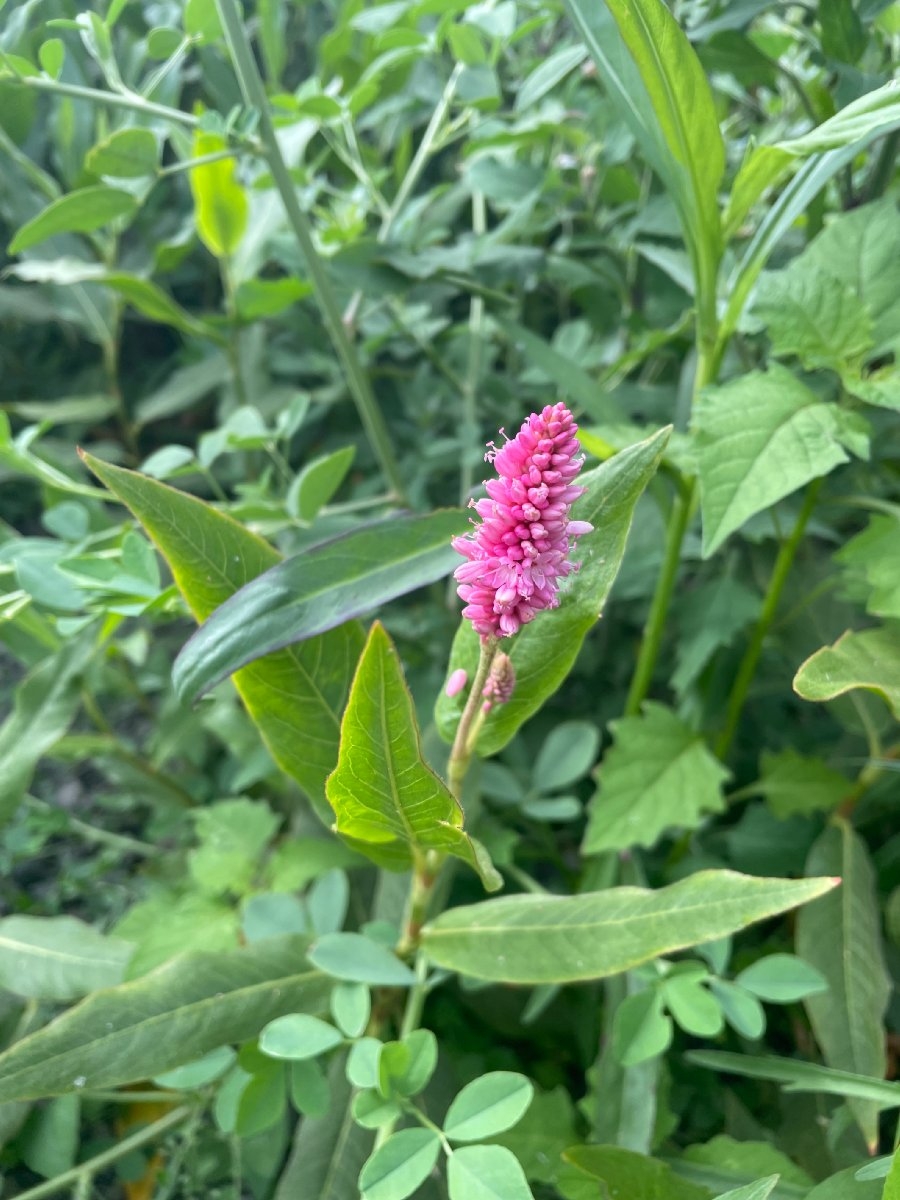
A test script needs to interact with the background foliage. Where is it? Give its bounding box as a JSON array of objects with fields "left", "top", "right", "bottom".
[{"left": 0, "top": 0, "right": 899, "bottom": 1197}]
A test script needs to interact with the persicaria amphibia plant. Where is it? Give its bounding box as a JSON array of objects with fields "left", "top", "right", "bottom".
[{"left": 452, "top": 402, "right": 593, "bottom": 638}]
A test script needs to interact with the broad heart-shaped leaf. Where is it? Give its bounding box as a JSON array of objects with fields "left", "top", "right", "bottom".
[
  {"left": 694, "top": 364, "right": 866, "bottom": 558},
  {"left": 189, "top": 131, "right": 247, "bottom": 257},
  {"left": 753, "top": 263, "right": 873, "bottom": 370},
  {"left": 327, "top": 623, "right": 501, "bottom": 892},
  {"left": 0, "top": 631, "right": 96, "bottom": 826},
  {"left": 80, "top": 452, "right": 364, "bottom": 817},
  {"left": 435, "top": 428, "right": 669, "bottom": 754},
  {"left": 173, "top": 509, "right": 466, "bottom": 704},
  {"left": 420, "top": 871, "right": 838, "bottom": 985},
  {"left": 565, "top": 0, "right": 723, "bottom": 327},
  {"left": 0, "top": 936, "right": 330, "bottom": 1102},
  {"left": 8, "top": 185, "right": 138, "bottom": 254},
  {"left": 0, "top": 916, "right": 133, "bottom": 1001},
  {"left": 563, "top": 1146, "right": 708, "bottom": 1200},
  {"left": 583, "top": 702, "right": 729, "bottom": 855},
  {"left": 796, "top": 820, "right": 891, "bottom": 1149},
  {"left": 793, "top": 625, "right": 900, "bottom": 719}
]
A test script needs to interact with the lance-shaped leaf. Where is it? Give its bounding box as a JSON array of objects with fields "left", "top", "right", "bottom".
[
  {"left": 327, "top": 623, "right": 501, "bottom": 891},
  {"left": 0, "top": 916, "right": 134, "bottom": 1002},
  {"left": 796, "top": 820, "right": 890, "bottom": 1149},
  {"left": 435, "top": 428, "right": 669, "bottom": 755},
  {"left": 81, "top": 451, "right": 363, "bottom": 816},
  {"left": 0, "top": 936, "right": 330, "bottom": 1102},
  {"left": 793, "top": 625, "right": 900, "bottom": 719},
  {"left": 173, "top": 510, "right": 466, "bottom": 704},
  {"left": 421, "top": 871, "right": 837, "bottom": 985}
]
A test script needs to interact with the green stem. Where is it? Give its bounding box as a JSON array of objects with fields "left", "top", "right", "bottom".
[
  {"left": 8, "top": 73, "right": 198, "bottom": 128},
  {"left": 715, "top": 478, "right": 822, "bottom": 759},
  {"left": 624, "top": 479, "right": 693, "bottom": 716},
  {"left": 25, "top": 796, "right": 160, "bottom": 859},
  {"left": 447, "top": 639, "right": 498, "bottom": 797},
  {"left": 12, "top": 1106, "right": 192, "bottom": 1200},
  {"left": 213, "top": 0, "right": 408, "bottom": 505},
  {"left": 624, "top": 337, "right": 721, "bottom": 715}
]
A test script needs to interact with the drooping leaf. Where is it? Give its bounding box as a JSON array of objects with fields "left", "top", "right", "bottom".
[
  {"left": 514, "top": 44, "right": 588, "bottom": 111},
  {"left": 326, "top": 623, "right": 501, "bottom": 890},
  {"left": 421, "top": 871, "right": 837, "bottom": 984},
  {"left": 8, "top": 186, "right": 138, "bottom": 254},
  {"left": 0, "top": 936, "right": 330, "bottom": 1102},
  {"left": 0, "top": 632, "right": 95, "bottom": 826},
  {"left": 694, "top": 364, "right": 865, "bottom": 557},
  {"left": 189, "top": 131, "right": 247, "bottom": 257},
  {"left": 80, "top": 451, "right": 364, "bottom": 815},
  {"left": 435, "top": 428, "right": 669, "bottom": 754},
  {"left": 172, "top": 510, "right": 466, "bottom": 703},
  {"left": 0, "top": 916, "right": 133, "bottom": 1001},
  {"left": 796, "top": 820, "right": 891, "bottom": 1148},
  {"left": 793, "top": 625, "right": 900, "bottom": 719},
  {"left": 583, "top": 703, "right": 729, "bottom": 854}
]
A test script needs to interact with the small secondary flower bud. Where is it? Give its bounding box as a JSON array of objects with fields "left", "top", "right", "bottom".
[{"left": 445, "top": 668, "right": 468, "bottom": 698}]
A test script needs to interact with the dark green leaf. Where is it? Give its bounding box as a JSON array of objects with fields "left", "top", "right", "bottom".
[
  {"left": 85, "top": 128, "right": 159, "bottom": 178},
  {"left": 9, "top": 186, "right": 138, "bottom": 253}
]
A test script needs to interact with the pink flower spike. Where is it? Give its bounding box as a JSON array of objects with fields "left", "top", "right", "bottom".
[
  {"left": 445, "top": 668, "right": 469, "bottom": 698},
  {"left": 452, "top": 403, "right": 592, "bottom": 639}
]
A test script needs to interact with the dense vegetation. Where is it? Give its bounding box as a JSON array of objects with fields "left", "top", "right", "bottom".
[{"left": 1, "top": 0, "right": 899, "bottom": 1198}]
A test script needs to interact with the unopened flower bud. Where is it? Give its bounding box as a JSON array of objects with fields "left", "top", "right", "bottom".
[
  {"left": 445, "top": 668, "right": 468, "bottom": 698},
  {"left": 482, "top": 652, "right": 516, "bottom": 712}
]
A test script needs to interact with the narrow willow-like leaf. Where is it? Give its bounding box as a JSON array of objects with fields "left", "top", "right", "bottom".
[
  {"left": 793, "top": 625, "right": 900, "bottom": 719},
  {"left": 565, "top": 0, "right": 723, "bottom": 332},
  {"left": 81, "top": 451, "right": 363, "bottom": 816},
  {"left": 435, "top": 428, "right": 669, "bottom": 755},
  {"left": 327, "top": 623, "right": 501, "bottom": 891},
  {"left": 0, "top": 916, "right": 133, "bottom": 1001},
  {"left": 686, "top": 1050, "right": 900, "bottom": 1108},
  {"left": 0, "top": 937, "right": 330, "bottom": 1102},
  {"left": 796, "top": 820, "right": 890, "bottom": 1148},
  {"left": 421, "top": 871, "right": 837, "bottom": 984},
  {"left": 173, "top": 510, "right": 466, "bottom": 703}
]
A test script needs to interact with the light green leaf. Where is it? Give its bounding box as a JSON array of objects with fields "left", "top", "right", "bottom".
[
  {"left": 564, "top": 0, "right": 723, "bottom": 329},
  {"left": 686, "top": 1049, "right": 900, "bottom": 1108},
  {"left": 358, "top": 1128, "right": 441, "bottom": 1200},
  {"left": 38, "top": 37, "right": 65, "bottom": 78},
  {"left": 796, "top": 820, "right": 891, "bottom": 1148},
  {"left": 190, "top": 798, "right": 280, "bottom": 896},
  {"left": 444, "top": 1072, "right": 534, "bottom": 1143},
  {"left": 564, "top": 1145, "right": 708, "bottom": 1200},
  {"left": 735, "top": 953, "right": 828, "bottom": 1003},
  {"left": 663, "top": 976, "right": 723, "bottom": 1038},
  {"left": 235, "top": 277, "right": 312, "bottom": 319},
  {"left": 533, "top": 721, "right": 600, "bottom": 793},
  {"left": 838, "top": 514, "right": 900, "bottom": 620},
  {"left": 9, "top": 186, "right": 138, "bottom": 254},
  {"left": 276, "top": 1053, "right": 373, "bottom": 1199},
  {"left": 172, "top": 510, "right": 465, "bottom": 703},
  {"left": 86, "top": 128, "right": 159, "bottom": 178},
  {"left": 755, "top": 749, "right": 849, "bottom": 819},
  {"left": 722, "top": 145, "right": 794, "bottom": 237},
  {"left": 514, "top": 44, "right": 588, "bottom": 111},
  {"left": 612, "top": 988, "right": 673, "bottom": 1066},
  {"left": 806, "top": 1165, "right": 883, "bottom": 1200},
  {"left": 331, "top": 983, "right": 371, "bottom": 1038},
  {"left": 309, "top": 933, "right": 416, "bottom": 986},
  {"left": 189, "top": 131, "right": 247, "bottom": 257},
  {"left": 0, "top": 633, "right": 95, "bottom": 826},
  {"left": 0, "top": 916, "right": 133, "bottom": 1001},
  {"left": 80, "top": 451, "right": 364, "bottom": 816},
  {"left": 583, "top": 703, "right": 729, "bottom": 854},
  {"left": 448, "top": 1144, "right": 535, "bottom": 1200},
  {"left": 793, "top": 625, "right": 900, "bottom": 719},
  {"left": 260, "top": 1014, "right": 344, "bottom": 1061},
  {"left": 290, "top": 1058, "right": 330, "bottom": 1117},
  {"left": 882, "top": 1150, "right": 900, "bottom": 1200},
  {"left": 288, "top": 446, "right": 356, "bottom": 522},
  {"left": 115, "top": 893, "right": 238, "bottom": 977},
  {"left": 0, "top": 936, "right": 329, "bottom": 1102},
  {"left": 19, "top": 1094, "right": 80, "bottom": 1179},
  {"left": 775, "top": 81, "right": 900, "bottom": 157},
  {"left": 714, "top": 1178, "right": 780, "bottom": 1200},
  {"left": 708, "top": 981, "right": 765, "bottom": 1041},
  {"left": 753, "top": 263, "right": 873, "bottom": 369},
  {"left": 694, "top": 364, "right": 862, "bottom": 557},
  {"left": 327, "top": 623, "right": 501, "bottom": 890},
  {"left": 681, "top": 1133, "right": 813, "bottom": 1194},
  {"left": 421, "top": 871, "right": 838, "bottom": 985},
  {"left": 435, "top": 428, "right": 669, "bottom": 754}
]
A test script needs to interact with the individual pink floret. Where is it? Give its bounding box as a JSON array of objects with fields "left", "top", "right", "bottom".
[{"left": 452, "top": 403, "right": 592, "bottom": 639}]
